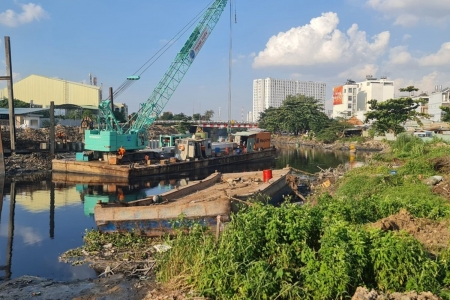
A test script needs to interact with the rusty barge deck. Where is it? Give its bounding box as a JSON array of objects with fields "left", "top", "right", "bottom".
[{"left": 52, "top": 148, "right": 276, "bottom": 178}]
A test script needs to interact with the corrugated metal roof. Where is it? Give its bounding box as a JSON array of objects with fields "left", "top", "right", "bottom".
[
  {"left": 233, "top": 131, "right": 257, "bottom": 137},
  {"left": 0, "top": 108, "right": 49, "bottom": 115},
  {"left": 54, "top": 104, "right": 99, "bottom": 110},
  {"left": 0, "top": 105, "right": 99, "bottom": 116}
]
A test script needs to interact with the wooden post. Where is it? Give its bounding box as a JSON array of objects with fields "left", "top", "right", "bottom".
[
  {"left": 49, "top": 181, "right": 55, "bottom": 239},
  {"left": 215, "top": 215, "right": 221, "bottom": 242},
  {"left": 4, "top": 181, "right": 16, "bottom": 279},
  {"left": 49, "top": 101, "right": 55, "bottom": 157},
  {"left": 0, "top": 175, "right": 4, "bottom": 223},
  {"left": 0, "top": 130, "right": 5, "bottom": 176},
  {"left": 109, "top": 87, "right": 114, "bottom": 129},
  {"left": 4, "top": 37, "right": 16, "bottom": 155}
]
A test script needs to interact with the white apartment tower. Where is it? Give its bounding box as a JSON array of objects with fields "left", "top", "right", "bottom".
[{"left": 252, "top": 78, "right": 326, "bottom": 121}]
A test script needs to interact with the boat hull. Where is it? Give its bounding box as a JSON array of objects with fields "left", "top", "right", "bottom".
[
  {"left": 94, "top": 168, "right": 293, "bottom": 236},
  {"left": 95, "top": 198, "right": 231, "bottom": 237}
]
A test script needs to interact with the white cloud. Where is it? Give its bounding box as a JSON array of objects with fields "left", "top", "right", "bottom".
[
  {"left": 0, "top": 3, "right": 48, "bottom": 27},
  {"left": 338, "top": 64, "right": 379, "bottom": 80},
  {"left": 253, "top": 12, "right": 389, "bottom": 68},
  {"left": 393, "top": 71, "right": 447, "bottom": 95},
  {"left": 388, "top": 46, "right": 414, "bottom": 65},
  {"left": 290, "top": 73, "right": 303, "bottom": 80},
  {"left": 367, "top": 0, "right": 450, "bottom": 26},
  {"left": 0, "top": 224, "right": 43, "bottom": 245},
  {"left": 402, "top": 34, "right": 412, "bottom": 41},
  {"left": 419, "top": 42, "right": 450, "bottom": 66}
]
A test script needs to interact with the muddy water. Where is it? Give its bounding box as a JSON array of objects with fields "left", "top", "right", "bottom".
[{"left": 0, "top": 146, "right": 369, "bottom": 282}]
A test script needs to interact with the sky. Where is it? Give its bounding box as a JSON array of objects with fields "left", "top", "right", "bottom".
[{"left": 0, "top": 0, "right": 449, "bottom": 121}]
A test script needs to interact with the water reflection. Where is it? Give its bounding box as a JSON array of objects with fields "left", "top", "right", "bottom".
[
  {"left": 0, "top": 159, "right": 279, "bottom": 282},
  {"left": 78, "top": 178, "right": 193, "bottom": 216},
  {"left": 0, "top": 177, "right": 12, "bottom": 280},
  {"left": 0, "top": 179, "right": 97, "bottom": 282},
  {"left": 275, "top": 146, "right": 369, "bottom": 173}
]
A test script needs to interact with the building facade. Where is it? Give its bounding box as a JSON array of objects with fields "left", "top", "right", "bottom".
[
  {"left": 114, "top": 102, "right": 129, "bottom": 118},
  {"left": 428, "top": 86, "right": 450, "bottom": 122},
  {"left": 0, "top": 74, "right": 102, "bottom": 108},
  {"left": 332, "top": 76, "right": 395, "bottom": 119},
  {"left": 252, "top": 78, "right": 326, "bottom": 121}
]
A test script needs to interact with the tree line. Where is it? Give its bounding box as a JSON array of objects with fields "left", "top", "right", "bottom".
[{"left": 257, "top": 86, "right": 440, "bottom": 142}]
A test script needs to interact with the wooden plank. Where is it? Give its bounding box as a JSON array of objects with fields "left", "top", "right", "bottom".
[{"left": 95, "top": 198, "right": 231, "bottom": 223}]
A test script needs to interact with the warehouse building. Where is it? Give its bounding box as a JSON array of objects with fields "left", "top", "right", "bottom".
[{"left": 0, "top": 74, "right": 102, "bottom": 108}]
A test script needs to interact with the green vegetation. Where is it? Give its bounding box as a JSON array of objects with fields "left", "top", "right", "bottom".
[
  {"left": 155, "top": 138, "right": 450, "bottom": 299},
  {"left": 68, "top": 137, "right": 450, "bottom": 298},
  {"left": 258, "top": 94, "right": 329, "bottom": 136},
  {"left": 0, "top": 97, "right": 30, "bottom": 108},
  {"left": 364, "top": 86, "right": 428, "bottom": 135}
]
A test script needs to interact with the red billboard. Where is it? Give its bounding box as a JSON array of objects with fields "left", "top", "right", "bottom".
[{"left": 333, "top": 86, "right": 343, "bottom": 105}]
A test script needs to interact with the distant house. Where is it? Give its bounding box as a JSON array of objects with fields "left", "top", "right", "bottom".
[
  {"left": 0, "top": 108, "right": 49, "bottom": 128},
  {"left": 428, "top": 87, "right": 450, "bottom": 122},
  {"left": 346, "top": 116, "right": 364, "bottom": 126}
]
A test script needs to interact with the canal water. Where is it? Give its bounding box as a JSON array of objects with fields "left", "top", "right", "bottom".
[{"left": 0, "top": 146, "right": 369, "bottom": 282}]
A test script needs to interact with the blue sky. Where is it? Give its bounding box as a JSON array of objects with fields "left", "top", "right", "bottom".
[{"left": 1, "top": 0, "right": 449, "bottom": 120}]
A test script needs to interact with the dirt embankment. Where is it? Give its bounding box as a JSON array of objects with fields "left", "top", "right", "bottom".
[
  {"left": 271, "top": 135, "right": 389, "bottom": 152},
  {"left": 0, "top": 274, "right": 197, "bottom": 300},
  {"left": 371, "top": 209, "right": 450, "bottom": 254}
]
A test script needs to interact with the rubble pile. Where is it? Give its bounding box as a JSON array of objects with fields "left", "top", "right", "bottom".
[
  {"left": 351, "top": 286, "right": 440, "bottom": 300},
  {"left": 148, "top": 125, "right": 180, "bottom": 139},
  {"left": 5, "top": 152, "right": 52, "bottom": 175}
]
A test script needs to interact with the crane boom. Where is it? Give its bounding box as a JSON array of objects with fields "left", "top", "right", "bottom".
[{"left": 84, "top": 0, "right": 227, "bottom": 153}]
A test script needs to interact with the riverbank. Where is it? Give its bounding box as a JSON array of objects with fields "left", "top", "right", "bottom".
[
  {"left": 0, "top": 274, "right": 195, "bottom": 300},
  {"left": 5, "top": 133, "right": 384, "bottom": 176},
  {"left": 271, "top": 134, "right": 388, "bottom": 152},
  {"left": 2, "top": 136, "right": 449, "bottom": 298}
]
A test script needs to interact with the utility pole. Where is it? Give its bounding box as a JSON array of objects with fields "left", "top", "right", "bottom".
[
  {"left": 49, "top": 101, "right": 55, "bottom": 158},
  {"left": 2, "top": 37, "right": 16, "bottom": 155}
]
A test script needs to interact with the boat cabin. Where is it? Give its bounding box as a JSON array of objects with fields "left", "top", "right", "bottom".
[
  {"left": 175, "top": 137, "right": 212, "bottom": 161},
  {"left": 233, "top": 131, "right": 271, "bottom": 153}
]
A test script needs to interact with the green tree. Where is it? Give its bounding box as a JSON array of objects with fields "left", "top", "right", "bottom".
[
  {"left": 0, "top": 97, "right": 30, "bottom": 108},
  {"left": 173, "top": 113, "right": 191, "bottom": 121},
  {"left": 399, "top": 85, "right": 419, "bottom": 94},
  {"left": 113, "top": 110, "right": 126, "bottom": 122},
  {"left": 203, "top": 110, "right": 214, "bottom": 121},
  {"left": 257, "top": 107, "right": 282, "bottom": 133},
  {"left": 82, "top": 110, "right": 94, "bottom": 119},
  {"left": 440, "top": 106, "right": 450, "bottom": 122},
  {"left": 258, "top": 94, "right": 328, "bottom": 135},
  {"left": 316, "top": 118, "right": 352, "bottom": 143},
  {"left": 364, "top": 86, "right": 427, "bottom": 135},
  {"left": 192, "top": 113, "right": 201, "bottom": 121},
  {"left": 159, "top": 112, "right": 174, "bottom": 120}
]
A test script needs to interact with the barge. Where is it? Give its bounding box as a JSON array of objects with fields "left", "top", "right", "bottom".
[
  {"left": 94, "top": 167, "right": 292, "bottom": 236},
  {"left": 52, "top": 147, "right": 276, "bottom": 178}
]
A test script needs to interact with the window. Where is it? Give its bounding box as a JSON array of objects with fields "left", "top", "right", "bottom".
[
  {"left": 344, "top": 89, "right": 346, "bottom": 93},
  {"left": 348, "top": 88, "right": 352, "bottom": 93},
  {"left": 348, "top": 96, "right": 352, "bottom": 101},
  {"left": 348, "top": 103, "right": 352, "bottom": 109}
]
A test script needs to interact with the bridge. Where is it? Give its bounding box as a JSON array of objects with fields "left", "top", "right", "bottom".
[{"left": 152, "top": 120, "right": 258, "bottom": 128}]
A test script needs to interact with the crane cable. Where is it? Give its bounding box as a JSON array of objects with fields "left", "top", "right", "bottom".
[{"left": 107, "top": 0, "right": 216, "bottom": 100}]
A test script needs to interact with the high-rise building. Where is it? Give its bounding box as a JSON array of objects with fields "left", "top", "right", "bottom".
[
  {"left": 332, "top": 76, "right": 394, "bottom": 120},
  {"left": 252, "top": 78, "right": 326, "bottom": 121}
]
